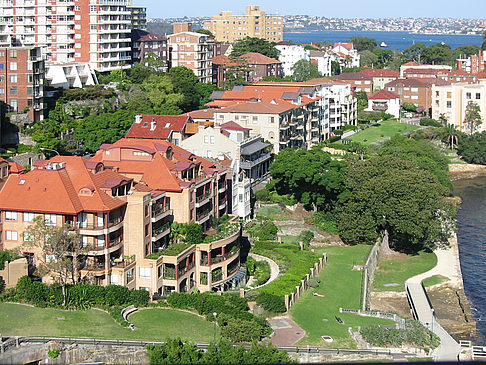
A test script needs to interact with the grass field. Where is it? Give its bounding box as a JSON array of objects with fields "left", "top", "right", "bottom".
[
  {"left": 422, "top": 274, "right": 449, "bottom": 287},
  {"left": 346, "top": 121, "right": 421, "bottom": 145},
  {"left": 373, "top": 251, "right": 437, "bottom": 292},
  {"left": 0, "top": 303, "right": 217, "bottom": 342},
  {"left": 291, "top": 245, "right": 393, "bottom": 348},
  {"left": 257, "top": 205, "right": 283, "bottom": 219}
]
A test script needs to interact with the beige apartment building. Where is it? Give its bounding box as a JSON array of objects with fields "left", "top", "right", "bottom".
[
  {"left": 168, "top": 23, "right": 213, "bottom": 83},
  {"left": 432, "top": 79, "right": 486, "bottom": 133},
  {"left": 204, "top": 6, "right": 283, "bottom": 43}
]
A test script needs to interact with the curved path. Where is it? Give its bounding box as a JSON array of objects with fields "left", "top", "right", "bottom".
[
  {"left": 405, "top": 237, "right": 463, "bottom": 362},
  {"left": 247, "top": 253, "right": 280, "bottom": 290}
]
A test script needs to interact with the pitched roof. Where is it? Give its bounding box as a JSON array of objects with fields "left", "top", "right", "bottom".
[
  {"left": 369, "top": 89, "right": 400, "bottom": 100},
  {"left": 360, "top": 69, "right": 399, "bottom": 77},
  {"left": 240, "top": 52, "right": 281, "bottom": 65},
  {"left": 220, "top": 121, "right": 251, "bottom": 132},
  {"left": 335, "top": 72, "right": 373, "bottom": 81},
  {"left": 385, "top": 77, "right": 450, "bottom": 88},
  {"left": 212, "top": 55, "right": 239, "bottom": 66},
  {"left": 214, "top": 101, "right": 294, "bottom": 115},
  {"left": 334, "top": 42, "right": 354, "bottom": 50},
  {"left": 131, "top": 29, "right": 167, "bottom": 42},
  {"left": 402, "top": 61, "right": 421, "bottom": 66},
  {"left": 0, "top": 156, "right": 128, "bottom": 214},
  {"left": 8, "top": 162, "right": 26, "bottom": 174},
  {"left": 126, "top": 114, "right": 191, "bottom": 140},
  {"left": 186, "top": 109, "right": 216, "bottom": 120}
]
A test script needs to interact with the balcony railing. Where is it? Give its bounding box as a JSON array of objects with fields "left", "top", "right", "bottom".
[
  {"left": 178, "top": 262, "right": 195, "bottom": 277},
  {"left": 196, "top": 191, "right": 211, "bottom": 203},
  {"left": 112, "top": 256, "right": 135, "bottom": 269},
  {"left": 240, "top": 153, "right": 272, "bottom": 169},
  {"left": 152, "top": 205, "right": 170, "bottom": 218},
  {"left": 196, "top": 209, "right": 211, "bottom": 221},
  {"left": 153, "top": 222, "right": 171, "bottom": 237}
]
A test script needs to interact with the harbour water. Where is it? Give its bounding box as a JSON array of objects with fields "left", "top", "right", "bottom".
[
  {"left": 284, "top": 30, "right": 483, "bottom": 51},
  {"left": 454, "top": 177, "right": 486, "bottom": 341}
]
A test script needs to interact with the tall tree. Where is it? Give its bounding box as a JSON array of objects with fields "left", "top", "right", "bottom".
[
  {"left": 290, "top": 59, "right": 322, "bottom": 82},
  {"left": 25, "top": 216, "right": 86, "bottom": 306},
  {"left": 350, "top": 36, "right": 377, "bottom": 52},
  {"left": 421, "top": 43, "right": 453, "bottom": 65},
  {"left": 230, "top": 37, "right": 279, "bottom": 59},
  {"left": 463, "top": 101, "right": 482, "bottom": 133},
  {"left": 401, "top": 43, "right": 426, "bottom": 63}
]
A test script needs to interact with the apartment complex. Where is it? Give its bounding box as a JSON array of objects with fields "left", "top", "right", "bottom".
[
  {"left": 432, "top": 80, "right": 486, "bottom": 133},
  {"left": 335, "top": 72, "right": 374, "bottom": 97},
  {"left": 128, "top": 6, "right": 146, "bottom": 30},
  {"left": 167, "top": 24, "right": 213, "bottom": 83},
  {"left": 204, "top": 5, "right": 283, "bottom": 43},
  {"left": 360, "top": 69, "right": 399, "bottom": 90},
  {"left": 130, "top": 29, "right": 168, "bottom": 70},
  {"left": 0, "top": 142, "right": 242, "bottom": 295},
  {"left": 456, "top": 51, "right": 485, "bottom": 74},
  {"left": 0, "top": 46, "right": 45, "bottom": 120},
  {"left": 0, "top": 0, "right": 132, "bottom": 72}
]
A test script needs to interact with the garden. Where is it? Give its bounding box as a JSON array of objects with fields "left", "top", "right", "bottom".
[{"left": 343, "top": 120, "right": 421, "bottom": 145}]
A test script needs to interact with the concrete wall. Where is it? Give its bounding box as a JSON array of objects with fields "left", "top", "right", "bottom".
[{"left": 0, "top": 258, "right": 28, "bottom": 288}]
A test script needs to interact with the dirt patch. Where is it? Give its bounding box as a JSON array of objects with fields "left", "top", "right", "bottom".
[{"left": 370, "top": 292, "right": 412, "bottom": 319}]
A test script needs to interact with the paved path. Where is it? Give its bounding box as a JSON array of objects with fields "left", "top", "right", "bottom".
[
  {"left": 268, "top": 316, "right": 306, "bottom": 346},
  {"left": 247, "top": 253, "right": 280, "bottom": 290},
  {"left": 405, "top": 239, "right": 463, "bottom": 362}
]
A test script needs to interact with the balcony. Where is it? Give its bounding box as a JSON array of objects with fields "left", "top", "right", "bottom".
[
  {"left": 81, "top": 262, "right": 106, "bottom": 274},
  {"left": 240, "top": 152, "right": 272, "bottom": 169},
  {"left": 152, "top": 222, "right": 171, "bottom": 241},
  {"left": 195, "top": 191, "right": 211, "bottom": 207},
  {"left": 151, "top": 206, "right": 171, "bottom": 222},
  {"left": 178, "top": 262, "right": 195, "bottom": 277},
  {"left": 196, "top": 209, "right": 211, "bottom": 223},
  {"left": 218, "top": 198, "right": 226, "bottom": 209},
  {"left": 78, "top": 216, "right": 123, "bottom": 234},
  {"left": 112, "top": 256, "right": 135, "bottom": 269}
]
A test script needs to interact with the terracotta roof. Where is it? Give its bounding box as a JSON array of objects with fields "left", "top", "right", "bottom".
[
  {"left": 385, "top": 77, "right": 450, "bottom": 88},
  {"left": 187, "top": 108, "right": 216, "bottom": 120},
  {"left": 240, "top": 52, "right": 281, "bottom": 65},
  {"left": 126, "top": 114, "right": 191, "bottom": 140},
  {"left": 369, "top": 89, "right": 400, "bottom": 100},
  {"left": 276, "top": 41, "right": 294, "bottom": 46},
  {"left": 212, "top": 55, "right": 239, "bottom": 66},
  {"left": 220, "top": 121, "right": 251, "bottom": 132},
  {"left": 0, "top": 156, "right": 127, "bottom": 214},
  {"left": 403, "top": 68, "right": 449, "bottom": 75},
  {"left": 214, "top": 101, "right": 294, "bottom": 114},
  {"left": 8, "top": 162, "right": 26, "bottom": 174},
  {"left": 361, "top": 69, "right": 399, "bottom": 77},
  {"left": 334, "top": 42, "right": 354, "bottom": 50},
  {"left": 336, "top": 72, "right": 373, "bottom": 81},
  {"left": 308, "top": 50, "right": 325, "bottom": 57},
  {"left": 402, "top": 61, "right": 421, "bottom": 66}
]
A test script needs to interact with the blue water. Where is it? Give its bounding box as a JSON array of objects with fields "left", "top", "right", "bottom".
[
  {"left": 454, "top": 177, "right": 486, "bottom": 342},
  {"left": 284, "top": 30, "right": 483, "bottom": 51}
]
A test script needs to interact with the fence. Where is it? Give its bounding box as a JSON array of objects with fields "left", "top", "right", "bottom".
[
  {"left": 284, "top": 253, "right": 327, "bottom": 311},
  {"left": 361, "top": 236, "right": 382, "bottom": 311},
  {"left": 339, "top": 308, "right": 406, "bottom": 330}
]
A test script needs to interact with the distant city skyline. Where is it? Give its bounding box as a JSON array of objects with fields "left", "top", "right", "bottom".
[{"left": 134, "top": 1, "right": 485, "bottom": 20}]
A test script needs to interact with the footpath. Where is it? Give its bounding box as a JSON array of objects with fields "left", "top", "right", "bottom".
[{"left": 405, "top": 238, "right": 463, "bottom": 361}]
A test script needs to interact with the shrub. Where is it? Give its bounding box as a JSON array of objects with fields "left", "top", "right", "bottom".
[
  {"left": 246, "top": 257, "right": 256, "bottom": 275},
  {"left": 48, "top": 349, "right": 60, "bottom": 359},
  {"left": 299, "top": 230, "right": 315, "bottom": 246},
  {"left": 129, "top": 289, "right": 150, "bottom": 307},
  {"left": 256, "top": 292, "right": 286, "bottom": 312},
  {"left": 16, "top": 275, "right": 33, "bottom": 298},
  {"left": 311, "top": 211, "right": 339, "bottom": 235},
  {"left": 254, "top": 261, "right": 271, "bottom": 286},
  {"left": 420, "top": 118, "right": 442, "bottom": 127},
  {"left": 0, "top": 250, "right": 17, "bottom": 270},
  {"left": 255, "top": 189, "right": 270, "bottom": 202},
  {"left": 308, "top": 277, "right": 320, "bottom": 288}
]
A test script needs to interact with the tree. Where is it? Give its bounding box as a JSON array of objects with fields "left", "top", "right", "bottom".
[
  {"left": 356, "top": 91, "right": 368, "bottom": 111},
  {"left": 421, "top": 43, "right": 453, "bottom": 65},
  {"left": 359, "top": 50, "right": 379, "bottom": 68},
  {"left": 453, "top": 45, "right": 481, "bottom": 60},
  {"left": 401, "top": 43, "right": 426, "bottom": 63},
  {"left": 142, "top": 52, "right": 167, "bottom": 71},
  {"left": 128, "top": 63, "right": 153, "bottom": 84},
  {"left": 270, "top": 147, "right": 347, "bottom": 211},
  {"left": 457, "top": 131, "right": 486, "bottom": 164},
  {"left": 290, "top": 59, "right": 322, "bottom": 82},
  {"left": 351, "top": 36, "right": 378, "bottom": 52},
  {"left": 168, "top": 66, "right": 201, "bottom": 112},
  {"left": 230, "top": 37, "right": 279, "bottom": 59},
  {"left": 220, "top": 64, "right": 250, "bottom": 90},
  {"left": 482, "top": 31, "right": 486, "bottom": 51},
  {"left": 331, "top": 60, "right": 341, "bottom": 75},
  {"left": 402, "top": 102, "right": 418, "bottom": 112},
  {"left": 338, "top": 156, "right": 455, "bottom": 253},
  {"left": 463, "top": 101, "right": 482, "bottom": 133},
  {"left": 194, "top": 28, "right": 214, "bottom": 38},
  {"left": 25, "top": 216, "right": 85, "bottom": 306}
]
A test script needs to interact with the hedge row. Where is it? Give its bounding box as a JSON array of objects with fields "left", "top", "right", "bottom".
[{"left": 165, "top": 292, "right": 272, "bottom": 343}]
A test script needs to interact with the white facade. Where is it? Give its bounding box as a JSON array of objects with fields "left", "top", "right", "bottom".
[
  {"left": 0, "top": 0, "right": 132, "bottom": 72},
  {"left": 331, "top": 43, "right": 360, "bottom": 68},
  {"left": 308, "top": 50, "right": 332, "bottom": 77},
  {"left": 276, "top": 43, "right": 309, "bottom": 77},
  {"left": 432, "top": 80, "right": 486, "bottom": 133},
  {"left": 365, "top": 97, "right": 400, "bottom": 119},
  {"left": 45, "top": 62, "right": 98, "bottom": 89}
]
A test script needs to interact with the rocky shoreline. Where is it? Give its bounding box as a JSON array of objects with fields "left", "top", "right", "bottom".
[{"left": 449, "top": 163, "right": 486, "bottom": 181}]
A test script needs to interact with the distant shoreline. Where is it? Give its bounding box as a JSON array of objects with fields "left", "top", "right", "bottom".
[{"left": 284, "top": 29, "right": 482, "bottom": 36}]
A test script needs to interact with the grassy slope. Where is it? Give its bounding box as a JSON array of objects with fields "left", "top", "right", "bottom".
[
  {"left": 347, "top": 121, "right": 421, "bottom": 145},
  {"left": 291, "top": 245, "right": 393, "bottom": 348},
  {"left": 0, "top": 304, "right": 217, "bottom": 342}
]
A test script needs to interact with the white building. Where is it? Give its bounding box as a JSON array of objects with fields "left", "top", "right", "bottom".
[
  {"left": 0, "top": 0, "right": 132, "bottom": 72},
  {"left": 275, "top": 41, "right": 309, "bottom": 77},
  {"left": 432, "top": 80, "right": 486, "bottom": 133},
  {"left": 331, "top": 42, "right": 360, "bottom": 68},
  {"left": 45, "top": 63, "right": 98, "bottom": 89},
  {"left": 308, "top": 50, "right": 332, "bottom": 77},
  {"left": 365, "top": 89, "right": 401, "bottom": 119}
]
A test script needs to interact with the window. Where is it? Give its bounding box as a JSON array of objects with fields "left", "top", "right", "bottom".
[
  {"left": 203, "top": 135, "right": 209, "bottom": 144},
  {"left": 206, "top": 150, "right": 212, "bottom": 158},
  {"left": 145, "top": 224, "right": 149, "bottom": 237},
  {"left": 10, "top": 74, "right": 17, "bottom": 83},
  {"left": 6, "top": 211, "right": 17, "bottom": 221},
  {"left": 447, "top": 101, "right": 452, "bottom": 108},
  {"left": 476, "top": 93, "right": 481, "bottom": 100},
  {"left": 411, "top": 88, "right": 418, "bottom": 92},
  {"left": 144, "top": 204, "right": 149, "bottom": 217},
  {"left": 126, "top": 268, "right": 134, "bottom": 282},
  {"left": 23, "top": 212, "right": 34, "bottom": 222},
  {"left": 435, "top": 100, "right": 439, "bottom": 107},
  {"left": 466, "top": 92, "right": 471, "bottom": 99},
  {"left": 210, "top": 136, "right": 215, "bottom": 144},
  {"left": 45, "top": 213, "right": 56, "bottom": 226},
  {"left": 9, "top": 62, "right": 17, "bottom": 71},
  {"left": 6, "top": 231, "right": 17, "bottom": 241},
  {"left": 411, "top": 95, "right": 418, "bottom": 100},
  {"left": 447, "top": 92, "right": 452, "bottom": 98},
  {"left": 10, "top": 86, "right": 17, "bottom": 96},
  {"left": 269, "top": 116, "right": 275, "bottom": 123},
  {"left": 132, "top": 151, "right": 149, "bottom": 156},
  {"left": 9, "top": 49, "right": 16, "bottom": 58},
  {"left": 110, "top": 274, "right": 119, "bottom": 284},
  {"left": 140, "top": 267, "right": 151, "bottom": 279},
  {"left": 158, "top": 265, "right": 163, "bottom": 278}
]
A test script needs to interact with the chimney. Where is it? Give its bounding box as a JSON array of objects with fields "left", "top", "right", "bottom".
[
  {"left": 150, "top": 118, "right": 156, "bottom": 131},
  {"left": 135, "top": 114, "right": 142, "bottom": 124},
  {"left": 173, "top": 22, "right": 192, "bottom": 33}
]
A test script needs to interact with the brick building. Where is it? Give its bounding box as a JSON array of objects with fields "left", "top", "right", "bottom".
[
  {"left": 0, "top": 47, "right": 45, "bottom": 121},
  {"left": 335, "top": 72, "right": 374, "bottom": 97},
  {"left": 131, "top": 29, "right": 168, "bottom": 71}
]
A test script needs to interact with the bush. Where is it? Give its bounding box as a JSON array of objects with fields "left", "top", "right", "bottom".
[
  {"left": 311, "top": 211, "right": 339, "bottom": 235},
  {"left": 299, "top": 230, "right": 315, "bottom": 246},
  {"left": 254, "top": 261, "right": 271, "bottom": 286},
  {"left": 256, "top": 292, "right": 286, "bottom": 312},
  {"left": 130, "top": 289, "right": 150, "bottom": 307},
  {"left": 420, "top": 118, "right": 442, "bottom": 127},
  {"left": 308, "top": 277, "right": 320, "bottom": 288},
  {"left": 0, "top": 250, "right": 17, "bottom": 270},
  {"left": 47, "top": 349, "right": 59, "bottom": 359},
  {"left": 247, "top": 220, "right": 278, "bottom": 241},
  {"left": 255, "top": 189, "right": 270, "bottom": 202},
  {"left": 104, "top": 285, "right": 131, "bottom": 306}
]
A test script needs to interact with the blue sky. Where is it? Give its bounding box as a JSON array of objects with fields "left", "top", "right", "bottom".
[{"left": 134, "top": 1, "right": 486, "bottom": 19}]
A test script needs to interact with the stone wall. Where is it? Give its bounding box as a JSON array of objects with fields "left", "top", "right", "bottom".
[
  {"left": 0, "top": 258, "right": 28, "bottom": 288},
  {"left": 50, "top": 343, "right": 149, "bottom": 364}
]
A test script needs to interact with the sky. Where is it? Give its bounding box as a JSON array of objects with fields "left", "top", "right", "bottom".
[{"left": 134, "top": 0, "right": 486, "bottom": 19}]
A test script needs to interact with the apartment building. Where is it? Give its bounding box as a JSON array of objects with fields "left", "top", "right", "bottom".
[
  {"left": 276, "top": 41, "right": 309, "bottom": 77},
  {"left": 335, "top": 72, "right": 374, "bottom": 97},
  {"left": 130, "top": 29, "right": 168, "bottom": 70},
  {"left": 0, "top": 154, "right": 242, "bottom": 295},
  {"left": 385, "top": 78, "right": 450, "bottom": 113},
  {"left": 0, "top": 46, "right": 45, "bottom": 121},
  {"left": 360, "top": 69, "right": 399, "bottom": 90},
  {"left": 308, "top": 50, "right": 332, "bottom": 77},
  {"left": 331, "top": 43, "right": 360, "bottom": 68},
  {"left": 0, "top": 0, "right": 132, "bottom": 72},
  {"left": 168, "top": 26, "right": 213, "bottom": 83},
  {"left": 204, "top": 5, "right": 283, "bottom": 43},
  {"left": 128, "top": 6, "right": 146, "bottom": 30},
  {"left": 212, "top": 52, "right": 282, "bottom": 86},
  {"left": 365, "top": 89, "right": 401, "bottom": 118},
  {"left": 432, "top": 80, "right": 486, "bottom": 133},
  {"left": 45, "top": 62, "right": 97, "bottom": 89},
  {"left": 456, "top": 51, "right": 485, "bottom": 74},
  {"left": 399, "top": 62, "right": 452, "bottom": 77}
]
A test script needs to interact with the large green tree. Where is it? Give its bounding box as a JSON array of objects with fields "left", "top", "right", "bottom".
[
  {"left": 457, "top": 131, "right": 486, "bottom": 164},
  {"left": 463, "top": 101, "right": 482, "bottom": 133},
  {"left": 401, "top": 43, "right": 426, "bottom": 63},
  {"left": 270, "top": 147, "right": 347, "bottom": 211},
  {"left": 421, "top": 43, "right": 453, "bottom": 65},
  {"left": 351, "top": 36, "right": 378, "bottom": 52},
  {"left": 230, "top": 37, "right": 279, "bottom": 59},
  {"left": 290, "top": 59, "right": 322, "bottom": 82},
  {"left": 338, "top": 156, "right": 455, "bottom": 252}
]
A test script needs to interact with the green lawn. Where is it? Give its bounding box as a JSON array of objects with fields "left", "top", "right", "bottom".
[
  {"left": 346, "top": 121, "right": 421, "bottom": 145},
  {"left": 281, "top": 235, "right": 300, "bottom": 244},
  {"left": 373, "top": 251, "right": 437, "bottom": 292},
  {"left": 0, "top": 303, "right": 217, "bottom": 342},
  {"left": 291, "top": 245, "right": 393, "bottom": 348},
  {"left": 422, "top": 275, "right": 449, "bottom": 287},
  {"left": 257, "top": 205, "right": 282, "bottom": 219}
]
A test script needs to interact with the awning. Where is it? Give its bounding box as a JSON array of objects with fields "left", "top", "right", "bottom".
[{"left": 241, "top": 140, "right": 270, "bottom": 156}]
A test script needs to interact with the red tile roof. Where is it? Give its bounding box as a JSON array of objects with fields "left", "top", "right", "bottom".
[
  {"left": 334, "top": 42, "right": 354, "bottom": 51},
  {"left": 385, "top": 77, "right": 450, "bottom": 88},
  {"left": 220, "top": 121, "right": 251, "bottom": 131},
  {"left": 126, "top": 114, "right": 191, "bottom": 140},
  {"left": 360, "top": 69, "right": 399, "bottom": 77},
  {"left": 240, "top": 52, "right": 281, "bottom": 65},
  {"left": 215, "top": 101, "right": 293, "bottom": 114},
  {"left": 335, "top": 72, "right": 373, "bottom": 81},
  {"left": 8, "top": 162, "right": 26, "bottom": 174},
  {"left": 402, "top": 61, "right": 421, "bottom": 66},
  {"left": 369, "top": 89, "right": 400, "bottom": 100}
]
